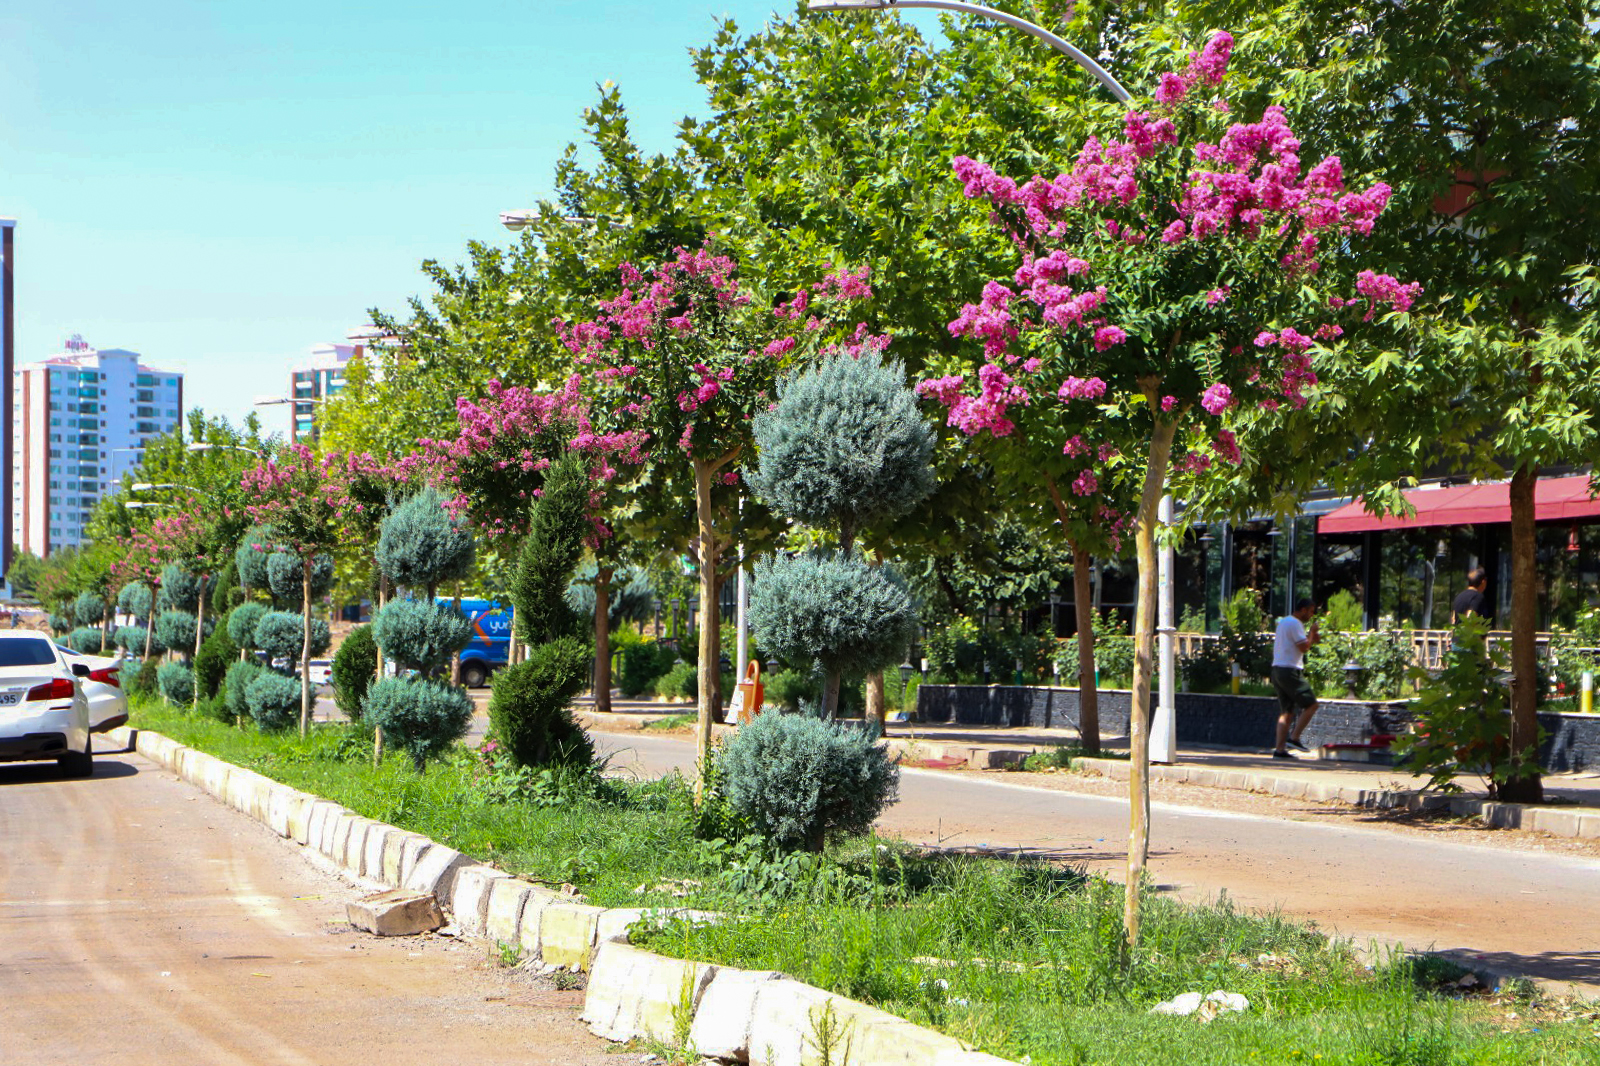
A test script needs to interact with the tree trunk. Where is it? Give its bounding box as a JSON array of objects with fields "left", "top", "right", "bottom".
[
  {"left": 693, "top": 458, "right": 720, "bottom": 800},
  {"left": 299, "top": 558, "right": 313, "bottom": 739},
  {"left": 143, "top": 583, "right": 157, "bottom": 662},
  {"left": 593, "top": 566, "right": 614, "bottom": 714},
  {"left": 864, "top": 551, "right": 887, "bottom": 733},
  {"left": 1125, "top": 399, "right": 1177, "bottom": 946},
  {"left": 449, "top": 582, "right": 463, "bottom": 685},
  {"left": 192, "top": 581, "right": 207, "bottom": 710},
  {"left": 374, "top": 572, "right": 386, "bottom": 764},
  {"left": 1502, "top": 463, "right": 1545, "bottom": 803},
  {"left": 1046, "top": 478, "right": 1100, "bottom": 754}
]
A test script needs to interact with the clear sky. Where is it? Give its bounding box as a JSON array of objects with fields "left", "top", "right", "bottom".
[{"left": 2, "top": 0, "right": 944, "bottom": 438}]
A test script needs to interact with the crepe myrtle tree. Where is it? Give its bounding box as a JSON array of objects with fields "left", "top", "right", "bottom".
[
  {"left": 918, "top": 32, "right": 1417, "bottom": 943},
  {"left": 746, "top": 351, "right": 934, "bottom": 720},
  {"left": 242, "top": 446, "right": 368, "bottom": 737},
  {"left": 564, "top": 242, "right": 879, "bottom": 784}
]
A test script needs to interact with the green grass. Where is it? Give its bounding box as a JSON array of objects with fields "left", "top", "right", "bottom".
[
  {"left": 643, "top": 712, "right": 698, "bottom": 731},
  {"left": 131, "top": 697, "right": 1598, "bottom": 1066},
  {"left": 1023, "top": 743, "right": 1133, "bottom": 770}
]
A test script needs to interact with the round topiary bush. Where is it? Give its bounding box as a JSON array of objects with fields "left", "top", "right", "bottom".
[
  {"left": 114, "top": 624, "right": 164, "bottom": 656},
  {"left": 155, "top": 610, "right": 199, "bottom": 656},
  {"left": 235, "top": 525, "right": 277, "bottom": 591},
  {"left": 125, "top": 655, "right": 161, "bottom": 700},
  {"left": 157, "top": 661, "right": 196, "bottom": 706},
  {"left": 48, "top": 612, "right": 72, "bottom": 635},
  {"left": 227, "top": 602, "right": 269, "bottom": 651},
  {"left": 73, "top": 591, "right": 105, "bottom": 627},
  {"left": 372, "top": 599, "right": 471, "bottom": 676},
  {"left": 377, "top": 487, "right": 475, "bottom": 596},
  {"left": 117, "top": 582, "right": 154, "bottom": 621},
  {"left": 717, "top": 712, "right": 899, "bottom": 851},
  {"left": 364, "top": 677, "right": 474, "bottom": 771},
  {"left": 266, "top": 550, "right": 334, "bottom": 608},
  {"left": 245, "top": 670, "right": 301, "bottom": 732},
  {"left": 749, "top": 551, "right": 918, "bottom": 687},
  {"left": 194, "top": 614, "right": 240, "bottom": 700},
  {"left": 64, "top": 626, "right": 103, "bottom": 654},
  {"left": 332, "top": 624, "right": 378, "bottom": 721},
  {"left": 160, "top": 564, "right": 214, "bottom": 613},
  {"left": 253, "top": 610, "right": 331, "bottom": 668},
  {"left": 225, "top": 659, "right": 266, "bottom": 723},
  {"left": 486, "top": 637, "right": 593, "bottom": 768}
]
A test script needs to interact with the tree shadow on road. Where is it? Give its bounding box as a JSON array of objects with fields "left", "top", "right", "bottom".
[
  {"left": 0, "top": 758, "right": 139, "bottom": 786},
  {"left": 1428, "top": 947, "right": 1600, "bottom": 992}
]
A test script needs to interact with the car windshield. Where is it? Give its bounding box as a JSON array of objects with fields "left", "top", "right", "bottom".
[{"left": 0, "top": 638, "right": 59, "bottom": 667}]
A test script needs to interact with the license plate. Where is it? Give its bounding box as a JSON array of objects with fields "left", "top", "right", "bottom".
[{"left": 0, "top": 692, "right": 20, "bottom": 707}]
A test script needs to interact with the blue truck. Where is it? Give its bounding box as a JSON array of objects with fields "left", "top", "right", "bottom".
[{"left": 449, "top": 598, "right": 514, "bottom": 688}]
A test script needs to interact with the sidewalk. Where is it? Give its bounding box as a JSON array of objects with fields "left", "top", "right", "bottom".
[{"left": 573, "top": 699, "right": 1600, "bottom": 840}]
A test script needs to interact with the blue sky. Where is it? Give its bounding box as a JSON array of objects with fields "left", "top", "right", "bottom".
[{"left": 2, "top": 0, "right": 947, "bottom": 438}]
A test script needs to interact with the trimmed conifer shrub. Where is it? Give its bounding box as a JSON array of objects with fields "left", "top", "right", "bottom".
[
  {"left": 331, "top": 624, "right": 378, "bottom": 721},
  {"left": 748, "top": 551, "right": 918, "bottom": 686},
  {"left": 487, "top": 637, "right": 593, "bottom": 768},
  {"left": 266, "top": 550, "right": 334, "bottom": 608},
  {"left": 227, "top": 602, "right": 269, "bottom": 652},
  {"left": 253, "top": 610, "right": 330, "bottom": 669},
  {"left": 157, "top": 661, "right": 196, "bottom": 706},
  {"left": 117, "top": 582, "right": 154, "bottom": 621},
  {"left": 48, "top": 612, "right": 72, "bottom": 635},
  {"left": 125, "top": 655, "right": 161, "bottom": 700},
  {"left": 510, "top": 456, "right": 589, "bottom": 645},
  {"left": 73, "top": 591, "right": 105, "bottom": 627},
  {"left": 225, "top": 659, "right": 266, "bottom": 723},
  {"left": 717, "top": 711, "right": 899, "bottom": 852},
  {"left": 246, "top": 671, "right": 302, "bottom": 732},
  {"left": 155, "top": 611, "right": 199, "bottom": 657},
  {"left": 235, "top": 525, "right": 277, "bottom": 591},
  {"left": 160, "top": 564, "right": 214, "bottom": 613},
  {"left": 194, "top": 614, "right": 240, "bottom": 700},
  {"left": 64, "top": 626, "right": 102, "bottom": 654},
  {"left": 364, "top": 677, "right": 474, "bottom": 771},
  {"left": 114, "top": 625, "right": 157, "bottom": 656},
  {"left": 372, "top": 600, "right": 471, "bottom": 676},
  {"left": 376, "top": 487, "right": 474, "bottom": 597}
]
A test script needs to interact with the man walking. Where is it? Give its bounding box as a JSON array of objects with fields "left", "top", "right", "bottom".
[
  {"left": 1272, "top": 597, "right": 1320, "bottom": 758},
  {"left": 1451, "top": 567, "right": 1490, "bottom": 625}
]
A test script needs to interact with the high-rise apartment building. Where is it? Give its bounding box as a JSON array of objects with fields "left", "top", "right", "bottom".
[
  {"left": 11, "top": 336, "right": 183, "bottom": 556},
  {"left": 288, "top": 341, "right": 360, "bottom": 443}
]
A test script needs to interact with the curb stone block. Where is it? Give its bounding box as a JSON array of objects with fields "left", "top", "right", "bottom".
[
  {"left": 687, "top": 967, "right": 782, "bottom": 1061},
  {"left": 931, "top": 1053, "right": 1019, "bottom": 1065},
  {"left": 363, "top": 823, "right": 391, "bottom": 879},
  {"left": 518, "top": 887, "right": 564, "bottom": 957},
  {"left": 747, "top": 981, "right": 970, "bottom": 1066},
  {"left": 1530, "top": 808, "right": 1581, "bottom": 836},
  {"left": 402, "top": 843, "right": 469, "bottom": 899},
  {"left": 595, "top": 907, "right": 647, "bottom": 946},
  {"left": 343, "top": 818, "right": 375, "bottom": 874},
  {"left": 307, "top": 801, "right": 339, "bottom": 851},
  {"left": 329, "top": 813, "right": 359, "bottom": 862},
  {"left": 381, "top": 831, "right": 414, "bottom": 885},
  {"left": 582, "top": 939, "right": 715, "bottom": 1043},
  {"left": 397, "top": 835, "right": 433, "bottom": 886},
  {"left": 747, "top": 978, "right": 846, "bottom": 1066},
  {"left": 449, "top": 865, "right": 511, "bottom": 937},
  {"left": 539, "top": 903, "right": 606, "bottom": 970},
  {"left": 346, "top": 888, "right": 444, "bottom": 936},
  {"left": 485, "top": 878, "right": 534, "bottom": 946},
  {"left": 285, "top": 793, "right": 315, "bottom": 843},
  {"left": 265, "top": 786, "right": 294, "bottom": 837}
]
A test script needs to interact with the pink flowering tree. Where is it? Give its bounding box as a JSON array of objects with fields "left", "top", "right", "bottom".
[
  {"left": 561, "top": 242, "right": 877, "bottom": 783},
  {"left": 919, "top": 33, "right": 1416, "bottom": 941},
  {"left": 111, "top": 515, "right": 191, "bottom": 662},
  {"left": 242, "top": 445, "right": 364, "bottom": 736}
]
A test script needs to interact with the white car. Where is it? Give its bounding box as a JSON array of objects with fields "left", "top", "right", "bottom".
[
  {"left": 54, "top": 646, "right": 129, "bottom": 733},
  {"left": 0, "top": 632, "right": 94, "bottom": 776}
]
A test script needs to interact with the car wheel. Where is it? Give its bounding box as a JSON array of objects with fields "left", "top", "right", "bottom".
[
  {"left": 461, "top": 661, "right": 488, "bottom": 689},
  {"left": 59, "top": 734, "right": 94, "bottom": 779}
]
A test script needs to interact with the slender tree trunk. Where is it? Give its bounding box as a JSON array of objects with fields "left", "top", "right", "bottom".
[
  {"left": 693, "top": 459, "right": 720, "bottom": 798},
  {"left": 593, "top": 566, "right": 613, "bottom": 714},
  {"left": 1047, "top": 477, "right": 1100, "bottom": 754},
  {"left": 1502, "top": 464, "right": 1545, "bottom": 803},
  {"left": 1125, "top": 397, "right": 1177, "bottom": 946},
  {"left": 143, "top": 582, "right": 157, "bottom": 662},
  {"left": 192, "top": 581, "right": 207, "bottom": 710},
  {"left": 374, "top": 572, "right": 386, "bottom": 764},
  {"left": 818, "top": 524, "right": 858, "bottom": 721},
  {"left": 864, "top": 550, "right": 887, "bottom": 733},
  {"left": 449, "top": 582, "right": 463, "bottom": 685},
  {"left": 299, "top": 559, "right": 313, "bottom": 738},
  {"left": 710, "top": 567, "right": 730, "bottom": 723}
]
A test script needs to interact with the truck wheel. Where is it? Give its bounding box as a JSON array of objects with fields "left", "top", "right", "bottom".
[{"left": 461, "top": 661, "right": 488, "bottom": 689}]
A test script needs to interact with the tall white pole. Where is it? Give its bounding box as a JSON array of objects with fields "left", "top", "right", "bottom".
[
  {"left": 1152, "top": 494, "right": 1177, "bottom": 764},
  {"left": 736, "top": 548, "right": 749, "bottom": 678}
]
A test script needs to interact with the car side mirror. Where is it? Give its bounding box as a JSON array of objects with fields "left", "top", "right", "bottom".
[{"left": 71, "top": 662, "right": 91, "bottom": 678}]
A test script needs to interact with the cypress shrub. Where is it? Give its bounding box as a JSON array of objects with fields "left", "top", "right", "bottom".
[
  {"left": 194, "top": 614, "right": 239, "bottom": 699},
  {"left": 117, "top": 582, "right": 154, "bottom": 621},
  {"left": 225, "top": 659, "right": 266, "bottom": 723},
  {"left": 372, "top": 599, "right": 470, "bottom": 676},
  {"left": 486, "top": 637, "right": 593, "bottom": 768},
  {"left": 717, "top": 712, "right": 899, "bottom": 852},
  {"left": 195, "top": 693, "right": 233, "bottom": 724},
  {"left": 73, "top": 591, "right": 105, "bottom": 626},
  {"left": 48, "top": 612, "right": 72, "bottom": 635},
  {"left": 160, "top": 564, "right": 214, "bottom": 613},
  {"left": 235, "top": 525, "right": 277, "bottom": 591},
  {"left": 748, "top": 552, "right": 918, "bottom": 683},
  {"left": 618, "top": 642, "right": 678, "bottom": 698},
  {"left": 376, "top": 487, "right": 474, "bottom": 596},
  {"left": 253, "top": 611, "right": 330, "bottom": 668},
  {"left": 156, "top": 661, "right": 196, "bottom": 706},
  {"left": 227, "top": 602, "right": 269, "bottom": 651},
  {"left": 364, "top": 677, "right": 474, "bottom": 771},
  {"left": 510, "top": 456, "right": 589, "bottom": 645},
  {"left": 331, "top": 624, "right": 378, "bottom": 721},
  {"left": 113, "top": 625, "right": 155, "bottom": 656},
  {"left": 245, "top": 671, "right": 301, "bottom": 732},
  {"left": 266, "top": 550, "right": 334, "bottom": 608},
  {"left": 64, "top": 626, "right": 103, "bottom": 654}
]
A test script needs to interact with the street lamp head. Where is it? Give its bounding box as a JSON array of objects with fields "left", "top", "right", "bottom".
[
  {"left": 187, "top": 442, "right": 262, "bottom": 457},
  {"left": 123, "top": 501, "right": 172, "bottom": 510},
  {"left": 500, "top": 209, "right": 537, "bottom": 232},
  {"left": 807, "top": 0, "right": 891, "bottom": 9}
]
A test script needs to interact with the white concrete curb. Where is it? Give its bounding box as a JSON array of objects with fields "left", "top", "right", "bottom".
[{"left": 110, "top": 724, "right": 1017, "bottom": 1064}]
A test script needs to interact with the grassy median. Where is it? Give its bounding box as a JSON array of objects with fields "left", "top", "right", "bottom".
[{"left": 130, "top": 698, "right": 1598, "bottom": 1066}]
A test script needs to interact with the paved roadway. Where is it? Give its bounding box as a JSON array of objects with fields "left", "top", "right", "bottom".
[
  {"left": 0, "top": 743, "right": 613, "bottom": 1066},
  {"left": 594, "top": 728, "right": 1600, "bottom": 992}
]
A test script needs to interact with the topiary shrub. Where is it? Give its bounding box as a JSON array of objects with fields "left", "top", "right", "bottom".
[
  {"left": 225, "top": 659, "right": 266, "bottom": 723},
  {"left": 235, "top": 525, "right": 277, "bottom": 591},
  {"left": 157, "top": 661, "right": 196, "bottom": 706},
  {"left": 653, "top": 661, "right": 698, "bottom": 701},
  {"left": 246, "top": 670, "right": 302, "bottom": 732},
  {"left": 510, "top": 457, "right": 589, "bottom": 646},
  {"left": 376, "top": 487, "right": 475, "bottom": 597},
  {"left": 487, "top": 637, "right": 593, "bottom": 767},
  {"left": 332, "top": 624, "right": 378, "bottom": 721},
  {"left": 227, "top": 602, "right": 269, "bottom": 652},
  {"left": 717, "top": 712, "right": 899, "bottom": 851},
  {"left": 155, "top": 610, "right": 198, "bottom": 656},
  {"left": 619, "top": 642, "right": 678, "bottom": 697},
  {"left": 194, "top": 614, "right": 240, "bottom": 700},
  {"left": 195, "top": 693, "right": 233, "bottom": 724},
  {"left": 253, "top": 610, "right": 331, "bottom": 669},
  {"left": 125, "top": 655, "right": 161, "bottom": 701},
  {"left": 113, "top": 625, "right": 150, "bottom": 656},
  {"left": 117, "top": 582, "right": 154, "bottom": 621},
  {"left": 73, "top": 591, "right": 105, "bottom": 627},
  {"left": 364, "top": 677, "right": 474, "bottom": 771},
  {"left": 64, "top": 626, "right": 103, "bottom": 654},
  {"left": 160, "top": 564, "right": 214, "bottom": 613},
  {"left": 373, "top": 599, "right": 471, "bottom": 676},
  {"left": 266, "top": 550, "right": 334, "bottom": 608}
]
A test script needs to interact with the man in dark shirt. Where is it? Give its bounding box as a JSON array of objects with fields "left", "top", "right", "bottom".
[{"left": 1451, "top": 567, "right": 1489, "bottom": 625}]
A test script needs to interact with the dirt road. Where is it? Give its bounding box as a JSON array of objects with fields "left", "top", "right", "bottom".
[
  {"left": 595, "top": 729, "right": 1600, "bottom": 993},
  {"left": 0, "top": 746, "right": 613, "bottom": 1066}
]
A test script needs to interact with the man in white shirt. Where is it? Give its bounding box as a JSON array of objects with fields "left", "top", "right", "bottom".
[{"left": 1271, "top": 597, "right": 1320, "bottom": 758}]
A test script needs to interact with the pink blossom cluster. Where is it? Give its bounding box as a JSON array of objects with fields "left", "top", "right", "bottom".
[
  {"left": 1354, "top": 270, "right": 1424, "bottom": 320},
  {"left": 944, "top": 363, "right": 1030, "bottom": 438},
  {"left": 1199, "top": 383, "right": 1234, "bottom": 415},
  {"left": 1058, "top": 376, "right": 1107, "bottom": 401},
  {"left": 1154, "top": 31, "right": 1234, "bottom": 105}
]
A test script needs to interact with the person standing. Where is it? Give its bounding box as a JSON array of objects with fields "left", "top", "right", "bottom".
[
  {"left": 1451, "top": 567, "right": 1490, "bottom": 625},
  {"left": 1271, "top": 597, "right": 1320, "bottom": 758}
]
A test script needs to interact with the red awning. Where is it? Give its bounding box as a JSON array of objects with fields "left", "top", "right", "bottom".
[{"left": 1319, "top": 473, "right": 1600, "bottom": 534}]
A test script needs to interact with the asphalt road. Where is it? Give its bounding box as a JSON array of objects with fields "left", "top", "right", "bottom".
[
  {"left": 594, "top": 728, "right": 1600, "bottom": 992},
  {"left": 0, "top": 745, "right": 614, "bottom": 1066}
]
